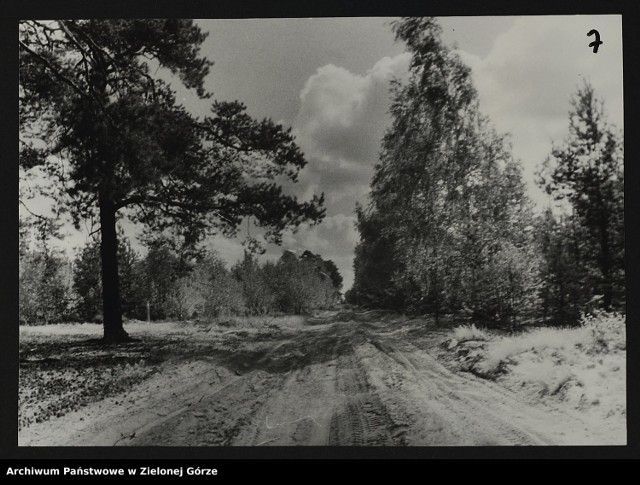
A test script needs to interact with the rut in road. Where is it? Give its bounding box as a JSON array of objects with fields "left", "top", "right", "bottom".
[
  {"left": 33, "top": 314, "right": 621, "bottom": 446},
  {"left": 127, "top": 322, "right": 411, "bottom": 446},
  {"left": 328, "top": 350, "right": 407, "bottom": 446},
  {"left": 359, "top": 326, "right": 619, "bottom": 446}
]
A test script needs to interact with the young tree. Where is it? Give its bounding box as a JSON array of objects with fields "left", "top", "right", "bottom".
[
  {"left": 19, "top": 20, "right": 324, "bottom": 341},
  {"left": 72, "top": 240, "right": 103, "bottom": 323},
  {"left": 534, "top": 208, "right": 589, "bottom": 324},
  {"left": 19, "top": 215, "right": 73, "bottom": 325},
  {"left": 353, "top": 17, "right": 536, "bottom": 326},
  {"left": 538, "top": 81, "right": 624, "bottom": 311},
  {"left": 138, "top": 236, "right": 192, "bottom": 320},
  {"left": 232, "top": 252, "right": 274, "bottom": 315}
]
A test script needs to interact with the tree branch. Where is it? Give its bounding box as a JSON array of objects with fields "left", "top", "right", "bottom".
[
  {"left": 115, "top": 193, "right": 208, "bottom": 213},
  {"left": 115, "top": 193, "right": 237, "bottom": 226},
  {"left": 19, "top": 199, "right": 49, "bottom": 221},
  {"left": 19, "top": 40, "right": 87, "bottom": 99},
  {"left": 58, "top": 21, "right": 91, "bottom": 62},
  {"left": 195, "top": 122, "right": 254, "bottom": 154}
]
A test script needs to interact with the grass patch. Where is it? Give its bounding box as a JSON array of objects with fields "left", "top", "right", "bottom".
[
  {"left": 446, "top": 312, "right": 626, "bottom": 421},
  {"left": 481, "top": 312, "right": 625, "bottom": 375},
  {"left": 453, "top": 324, "right": 488, "bottom": 343}
]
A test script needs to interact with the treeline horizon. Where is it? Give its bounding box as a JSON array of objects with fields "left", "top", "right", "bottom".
[
  {"left": 19, "top": 19, "right": 624, "bottom": 334},
  {"left": 19, "top": 228, "right": 343, "bottom": 325},
  {"left": 346, "top": 18, "right": 625, "bottom": 328}
]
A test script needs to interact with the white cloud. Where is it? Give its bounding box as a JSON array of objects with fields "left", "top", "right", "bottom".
[
  {"left": 281, "top": 53, "right": 410, "bottom": 289},
  {"left": 296, "top": 53, "right": 410, "bottom": 164},
  {"left": 455, "top": 15, "right": 623, "bottom": 208}
]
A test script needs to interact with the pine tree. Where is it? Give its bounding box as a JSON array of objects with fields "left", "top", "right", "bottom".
[
  {"left": 20, "top": 20, "right": 325, "bottom": 341},
  {"left": 538, "top": 81, "right": 624, "bottom": 311}
]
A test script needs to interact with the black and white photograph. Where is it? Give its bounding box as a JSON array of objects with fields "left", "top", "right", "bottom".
[{"left": 17, "top": 14, "right": 626, "bottom": 449}]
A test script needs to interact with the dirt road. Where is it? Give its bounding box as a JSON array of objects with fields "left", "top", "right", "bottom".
[{"left": 19, "top": 312, "right": 622, "bottom": 446}]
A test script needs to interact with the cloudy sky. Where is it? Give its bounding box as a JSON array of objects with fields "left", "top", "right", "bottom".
[{"left": 22, "top": 16, "right": 623, "bottom": 291}]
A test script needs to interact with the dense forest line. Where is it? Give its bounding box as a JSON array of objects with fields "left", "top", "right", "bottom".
[
  {"left": 19, "top": 225, "right": 342, "bottom": 325},
  {"left": 345, "top": 18, "right": 624, "bottom": 328}
]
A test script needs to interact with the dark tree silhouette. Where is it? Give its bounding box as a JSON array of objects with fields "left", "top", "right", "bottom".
[{"left": 19, "top": 20, "right": 324, "bottom": 341}]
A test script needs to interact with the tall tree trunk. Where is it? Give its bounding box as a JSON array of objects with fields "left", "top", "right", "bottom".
[{"left": 99, "top": 191, "right": 129, "bottom": 342}]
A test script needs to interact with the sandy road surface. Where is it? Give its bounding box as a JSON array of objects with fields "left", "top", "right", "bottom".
[{"left": 19, "top": 313, "right": 623, "bottom": 446}]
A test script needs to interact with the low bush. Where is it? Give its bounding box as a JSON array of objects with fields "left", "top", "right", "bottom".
[{"left": 453, "top": 324, "right": 488, "bottom": 343}]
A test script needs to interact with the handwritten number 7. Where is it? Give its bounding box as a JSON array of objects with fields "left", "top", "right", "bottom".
[{"left": 587, "top": 29, "right": 603, "bottom": 53}]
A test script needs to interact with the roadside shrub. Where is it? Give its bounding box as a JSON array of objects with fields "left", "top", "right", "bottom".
[
  {"left": 581, "top": 310, "right": 625, "bottom": 353},
  {"left": 479, "top": 311, "right": 625, "bottom": 375},
  {"left": 453, "top": 324, "right": 488, "bottom": 342}
]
